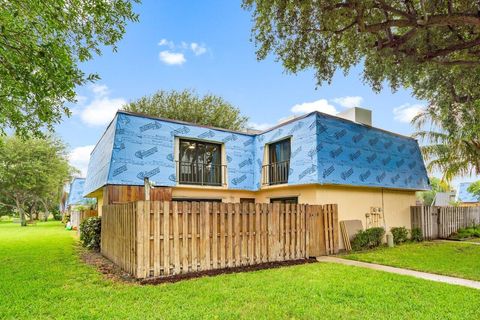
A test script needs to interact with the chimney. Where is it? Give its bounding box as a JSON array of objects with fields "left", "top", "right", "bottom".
[{"left": 337, "top": 107, "right": 372, "bottom": 126}]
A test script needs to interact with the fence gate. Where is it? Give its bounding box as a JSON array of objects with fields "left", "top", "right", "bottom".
[{"left": 308, "top": 204, "right": 338, "bottom": 256}]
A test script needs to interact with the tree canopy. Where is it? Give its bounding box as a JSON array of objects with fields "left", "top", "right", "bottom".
[
  {"left": 0, "top": 1, "right": 139, "bottom": 136},
  {"left": 0, "top": 136, "right": 73, "bottom": 225},
  {"left": 417, "top": 177, "right": 451, "bottom": 206},
  {"left": 467, "top": 181, "right": 480, "bottom": 201},
  {"left": 123, "top": 89, "right": 249, "bottom": 131},
  {"left": 243, "top": 0, "right": 480, "bottom": 179}
]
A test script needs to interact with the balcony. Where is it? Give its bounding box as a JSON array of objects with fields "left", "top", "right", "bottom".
[
  {"left": 176, "top": 161, "right": 226, "bottom": 186},
  {"left": 262, "top": 160, "right": 290, "bottom": 186}
]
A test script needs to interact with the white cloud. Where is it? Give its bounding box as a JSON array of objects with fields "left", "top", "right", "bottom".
[
  {"left": 291, "top": 99, "right": 338, "bottom": 115},
  {"left": 90, "top": 84, "right": 109, "bottom": 97},
  {"left": 79, "top": 84, "right": 126, "bottom": 126},
  {"left": 190, "top": 42, "right": 207, "bottom": 56},
  {"left": 159, "top": 50, "right": 186, "bottom": 65},
  {"left": 332, "top": 96, "right": 363, "bottom": 108},
  {"left": 68, "top": 145, "right": 95, "bottom": 176},
  {"left": 157, "top": 39, "right": 207, "bottom": 65},
  {"left": 248, "top": 122, "right": 274, "bottom": 131},
  {"left": 393, "top": 103, "right": 424, "bottom": 123}
]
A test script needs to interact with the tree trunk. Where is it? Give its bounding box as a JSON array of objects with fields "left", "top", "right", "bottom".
[
  {"left": 16, "top": 199, "right": 26, "bottom": 227},
  {"left": 42, "top": 201, "right": 50, "bottom": 222}
]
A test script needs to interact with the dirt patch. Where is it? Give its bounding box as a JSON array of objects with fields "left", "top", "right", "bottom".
[
  {"left": 78, "top": 246, "right": 137, "bottom": 284},
  {"left": 140, "top": 259, "right": 318, "bottom": 285}
]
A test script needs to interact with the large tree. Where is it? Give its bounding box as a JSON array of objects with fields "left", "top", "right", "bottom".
[
  {"left": 0, "top": 136, "right": 72, "bottom": 225},
  {"left": 467, "top": 181, "right": 480, "bottom": 201},
  {"left": 0, "top": 1, "right": 139, "bottom": 136},
  {"left": 243, "top": 0, "right": 480, "bottom": 178},
  {"left": 123, "top": 89, "right": 249, "bottom": 131}
]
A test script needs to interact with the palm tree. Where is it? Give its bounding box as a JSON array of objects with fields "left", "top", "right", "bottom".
[{"left": 412, "top": 104, "right": 480, "bottom": 181}]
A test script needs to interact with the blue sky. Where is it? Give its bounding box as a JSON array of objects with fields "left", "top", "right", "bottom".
[{"left": 60, "top": 0, "right": 476, "bottom": 187}]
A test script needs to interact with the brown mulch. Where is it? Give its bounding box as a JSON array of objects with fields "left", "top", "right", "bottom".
[
  {"left": 140, "top": 259, "right": 318, "bottom": 285},
  {"left": 78, "top": 245, "right": 137, "bottom": 284},
  {"left": 78, "top": 245, "right": 318, "bottom": 285}
]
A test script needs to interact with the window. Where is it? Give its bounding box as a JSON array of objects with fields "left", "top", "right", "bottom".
[
  {"left": 178, "top": 139, "right": 224, "bottom": 186},
  {"left": 240, "top": 198, "right": 255, "bottom": 204},
  {"left": 264, "top": 138, "right": 291, "bottom": 185},
  {"left": 172, "top": 198, "right": 222, "bottom": 203},
  {"left": 270, "top": 197, "right": 298, "bottom": 204}
]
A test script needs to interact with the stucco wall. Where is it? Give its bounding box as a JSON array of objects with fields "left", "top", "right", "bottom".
[
  {"left": 93, "top": 183, "right": 415, "bottom": 250},
  {"left": 171, "top": 184, "right": 415, "bottom": 250}
]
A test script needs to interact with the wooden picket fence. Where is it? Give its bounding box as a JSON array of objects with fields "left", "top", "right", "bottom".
[
  {"left": 71, "top": 209, "right": 97, "bottom": 231},
  {"left": 411, "top": 206, "right": 480, "bottom": 240},
  {"left": 102, "top": 201, "right": 338, "bottom": 279}
]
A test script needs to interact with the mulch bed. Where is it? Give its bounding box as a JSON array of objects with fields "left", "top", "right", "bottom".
[
  {"left": 78, "top": 244, "right": 317, "bottom": 285},
  {"left": 78, "top": 245, "right": 137, "bottom": 284},
  {"left": 140, "top": 259, "right": 318, "bottom": 285}
]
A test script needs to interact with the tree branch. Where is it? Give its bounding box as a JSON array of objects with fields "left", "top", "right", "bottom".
[{"left": 423, "top": 37, "right": 480, "bottom": 59}]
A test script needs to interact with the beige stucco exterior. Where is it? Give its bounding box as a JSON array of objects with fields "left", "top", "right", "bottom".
[
  {"left": 171, "top": 184, "right": 415, "bottom": 249},
  {"left": 89, "top": 182, "right": 415, "bottom": 250}
]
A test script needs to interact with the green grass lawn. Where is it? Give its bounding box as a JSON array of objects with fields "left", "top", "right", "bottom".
[
  {"left": 1, "top": 222, "right": 479, "bottom": 319},
  {"left": 346, "top": 241, "right": 480, "bottom": 281}
]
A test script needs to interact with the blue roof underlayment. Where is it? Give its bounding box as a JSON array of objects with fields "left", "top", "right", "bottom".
[
  {"left": 456, "top": 182, "right": 479, "bottom": 203},
  {"left": 66, "top": 178, "right": 94, "bottom": 206},
  {"left": 84, "top": 111, "right": 430, "bottom": 196}
]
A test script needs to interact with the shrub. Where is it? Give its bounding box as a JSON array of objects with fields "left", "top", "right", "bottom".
[
  {"left": 351, "top": 227, "right": 385, "bottom": 251},
  {"left": 80, "top": 217, "right": 101, "bottom": 251},
  {"left": 51, "top": 208, "right": 62, "bottom": 221},
  {"left": 411, "top": 227, "right": 423, "bottom": 242},
  {"left": 449, "top": 225, "right": 480, "bottom": 240},
  {"left": 391, "top": 227, "right": 409, "bottom": 244}
]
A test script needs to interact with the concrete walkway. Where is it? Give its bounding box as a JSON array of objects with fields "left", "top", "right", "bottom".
[
  {"left": 437, "top": 239, "right": 480, "bottom": 245},
  {"left": 317, "top": 256, "right": 480, "bottom": 290}
]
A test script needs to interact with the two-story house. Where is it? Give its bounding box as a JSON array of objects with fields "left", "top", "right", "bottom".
[{"left": 83, "top": 108, "right": 429, "bottom": 249}]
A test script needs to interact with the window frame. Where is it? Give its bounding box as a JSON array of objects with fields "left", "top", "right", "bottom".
[
  {"left": 266, "top": 138, "right": 291, "bottom": 185},
  {"left": 270, "top": 197, "right": 298, "bottom": 204},
  {"left": 177, "top": 138, "right": 224, "bottom": 186}
]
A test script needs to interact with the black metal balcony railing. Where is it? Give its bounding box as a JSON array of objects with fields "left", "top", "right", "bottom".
[
  {"left": 176, "top": 161, "right": 226, "bottom": 186},
  {"left": 262, "top": 160, "right": 290, "bottom": 186}
]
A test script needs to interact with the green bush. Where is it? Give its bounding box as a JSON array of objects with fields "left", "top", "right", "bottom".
[
  {"left": 51, "top": 208, "right": 62, "bottom": 221},
  {"left": 79, "top": 217, "right": 101, "bottom": 251},
  {"left": 449, "top": 225, "right": 480, "bottom": 240},
  {"left": 351, "top": 227, "right": 385, "bottom": 251},
  {"left": 410, "top": 227, "right": 423, "bottom": 242},
  {"left": 391, "top": 227, "right": 409, "bottom": 245}
]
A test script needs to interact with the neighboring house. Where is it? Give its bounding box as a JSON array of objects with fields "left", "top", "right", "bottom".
[
  {"left": 66, "top": 178, "right": 95, "bottom": 210},
  {"left": 433, "top": 191, "right": 456, "bottom": 206},
  {"left": 84, "top": 108, "right": 429, "bottom": 249},
  {"left": 456, "top": 182, "right": 480, "bottom": 206}
]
